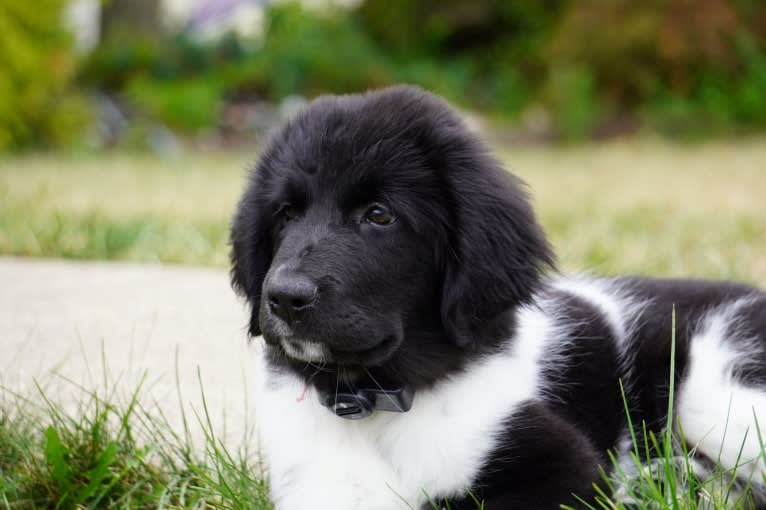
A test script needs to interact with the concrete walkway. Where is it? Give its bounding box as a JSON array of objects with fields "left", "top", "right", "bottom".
[{"left": 0, "top": 257, "right": 255, "bottom": 450}]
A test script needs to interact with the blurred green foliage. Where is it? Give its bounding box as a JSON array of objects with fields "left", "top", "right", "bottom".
[
  {"left": 80, "top": 0, "right": 766, "bottom": 140},
  {"left": 547, "top": 0, "right": 766, "bottom": 136},
  {"left": 357, "top": 0, "right": 766, "bottom": 137},
  {"left": 0, "top": 0, "right": 89, "bottom": 151},
  {"left": 237, "top": 4, "right": 391, "bottom": 98},
  {"left": 3, "top": 0, "right": 766, "bottom": 150},
  {"left": 356, "top": 1, "right": 565, "bottom": 112},
  {"left": 80, "top": 32, "right": 233, "bottom": 132},
  {"left": 80, "top": 4, "right": 403, "bottom": 131},
  {"left": 125, "top": 76, "right": 223, "bottom": 131}
]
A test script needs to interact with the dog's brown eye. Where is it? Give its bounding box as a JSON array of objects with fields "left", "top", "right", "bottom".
[
  {"left": 364, "top": 205, "right": 395, "bottom": 226},
  {"left": 278, "top": 204, "right": 299, "bottom": 221}
]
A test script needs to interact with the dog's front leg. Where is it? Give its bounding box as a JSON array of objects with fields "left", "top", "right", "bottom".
[{"left": 444, "top": 401, "right": 603, "bottom": 510}]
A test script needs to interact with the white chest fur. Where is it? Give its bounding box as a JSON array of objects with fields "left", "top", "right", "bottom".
[{"left": 252, "top": 303, "right": 557, "bottom": 510}]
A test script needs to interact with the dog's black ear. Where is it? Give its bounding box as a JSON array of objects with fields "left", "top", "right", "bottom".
[
  {"left": 230, "top": 180, "right": 273, "bottom": 337},
  {"left": 438, "top": 142, "right": 555, "bottom": 349},
  {"left": 380, "top": 86, "right": 554, "bottom": 349}
]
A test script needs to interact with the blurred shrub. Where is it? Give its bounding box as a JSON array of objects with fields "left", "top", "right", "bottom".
[
  {"left": 0, "top": 0, "right": 89, "bottom": 151},
  {"left": 548, "top": 0, "right": 766, "bottom": 136},
  {"left": 357, "top": 0, "right": 766, "bottom": 137},
  {"left": 73, "top": 0, "right": 766, "bottom": 141},
  {"left": 236, "top": 3, "right": 391, "bottom": 98},
  {"left": 79, "top": 35, "right": 162, "bottom": 91},
  {"left": 355, "top": 0, "right": 564, "bottom": 114},
  {"left": 81, "top": 4, "right": 460, "bottom": 132},
  {"left": 542, "top": 65, "right": 599, "bottom": 140},
  {"left": 125, "top": 77, "right": 223, "bottom": 132},
  {"left": 355, "top": 1, "right": 565, "bottom": 67},
  {"left": 80, "top": 31, "right": 246, "bottom": 134}
]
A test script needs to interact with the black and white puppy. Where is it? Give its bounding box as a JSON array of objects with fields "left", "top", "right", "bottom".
[{"left": 230, "top": 86, "right": 766, "bottom": 509}]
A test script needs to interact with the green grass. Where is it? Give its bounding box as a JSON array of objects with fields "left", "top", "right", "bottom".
[
  {"left": 3, "top": 341, "right": 764, "bottom": 510},
  {"left": 569, "top": 309, "right": 766, "bottom": 510},
  {"left": 2, "top": 140, "right": 766, "bottom": 285},
  {"left": 0, "top": 370, "right": 271, "bottom": 509},
  {"left": 0, "top": 151, "right": 250, "bottom": 266},
  {"left": 433, "top": 311, "right": 766, "bottom": 510}
]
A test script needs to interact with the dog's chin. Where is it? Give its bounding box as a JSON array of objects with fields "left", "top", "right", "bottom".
[
  {"left": 265, "top": 331, "right": 402, "bottom": 368},
  {"left": 330, "top": 334, "right": 402, "bottom": 366},
  {"left": 278, "top": 337, "right": 329, "bottom": 363}
]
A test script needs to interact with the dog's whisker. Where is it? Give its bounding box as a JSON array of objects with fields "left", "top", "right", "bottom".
[
  {"left": 334, "top": 364, "right": 341, "bottom": 409},
  {"left": 363, "top": 367, "right": 403, "bottom": 413},
  {"left": 305, "top": 360, "right": 331, "bottom": 373}
]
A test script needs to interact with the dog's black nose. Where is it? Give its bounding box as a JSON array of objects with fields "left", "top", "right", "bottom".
[{"left": 266, "top": 271, "right": 318, "bottom": 324}]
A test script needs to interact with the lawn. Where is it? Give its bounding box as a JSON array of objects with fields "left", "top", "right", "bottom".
[
  {"left": 0, "top": 379, "right": 272, "bottom": 509},
  {"left": 2, "top": 140, "right": 766, "bottom": 509},
  {"left": 2, "top": 139, "right": 765, "bottom": 285},
  {"left": 0, "top": 151, "right": 250, "bottom": 267}
]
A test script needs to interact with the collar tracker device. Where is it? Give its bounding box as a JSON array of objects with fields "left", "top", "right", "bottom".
[{"left": 319, "top": 382, "right": 414, "bottom": 420}]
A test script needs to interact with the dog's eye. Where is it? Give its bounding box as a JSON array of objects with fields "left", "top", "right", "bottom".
[
  {"left": 364, "top": 204, "right": 396, "bottom": 226},
  {"left": 277, "top": 203, "right": 299, "bottom": 221}
]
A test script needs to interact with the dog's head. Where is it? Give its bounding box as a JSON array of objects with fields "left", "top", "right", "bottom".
[{"left": 230, "top": 86, "right": 554, "bottom": 387}]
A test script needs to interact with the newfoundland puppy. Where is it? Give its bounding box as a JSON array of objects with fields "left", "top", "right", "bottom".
[{"left": 230, "top": 86, "right": 766, "bottom": 509}]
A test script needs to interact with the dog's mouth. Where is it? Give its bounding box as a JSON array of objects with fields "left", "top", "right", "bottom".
[
  {"left": 275, "top": 334, "right": 401, "bottom": 367},
  {"left": 279, "top": 338, "right": 329, "bottom": 362},
  {"left": 330, "top": 334, "right": 401, "bottom": 365}
]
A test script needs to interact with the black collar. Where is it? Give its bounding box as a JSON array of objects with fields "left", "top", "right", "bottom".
[{"left": 318, "top": 379, "right": 415, "bottom": 420}]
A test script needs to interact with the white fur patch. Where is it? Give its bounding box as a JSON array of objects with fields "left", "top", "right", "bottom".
[
  {"left": 280, "top": 338, "right": 328, "bottom": 362},
  {"left": 549, "top": 275, "right": 648, "bottom": 393},
  {"left": 551, "top": 275, "right": 645, "bottom": 349},
  {"left": 677, "top": 297, "right": 766, "bottom": 485},
  {"left": 253, "top": 301, "right": 561, "bottom": 510}
]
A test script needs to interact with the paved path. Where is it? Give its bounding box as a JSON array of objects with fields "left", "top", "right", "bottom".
[{"left": 0, "top": 257, "right": 255, "bottom": 450}]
